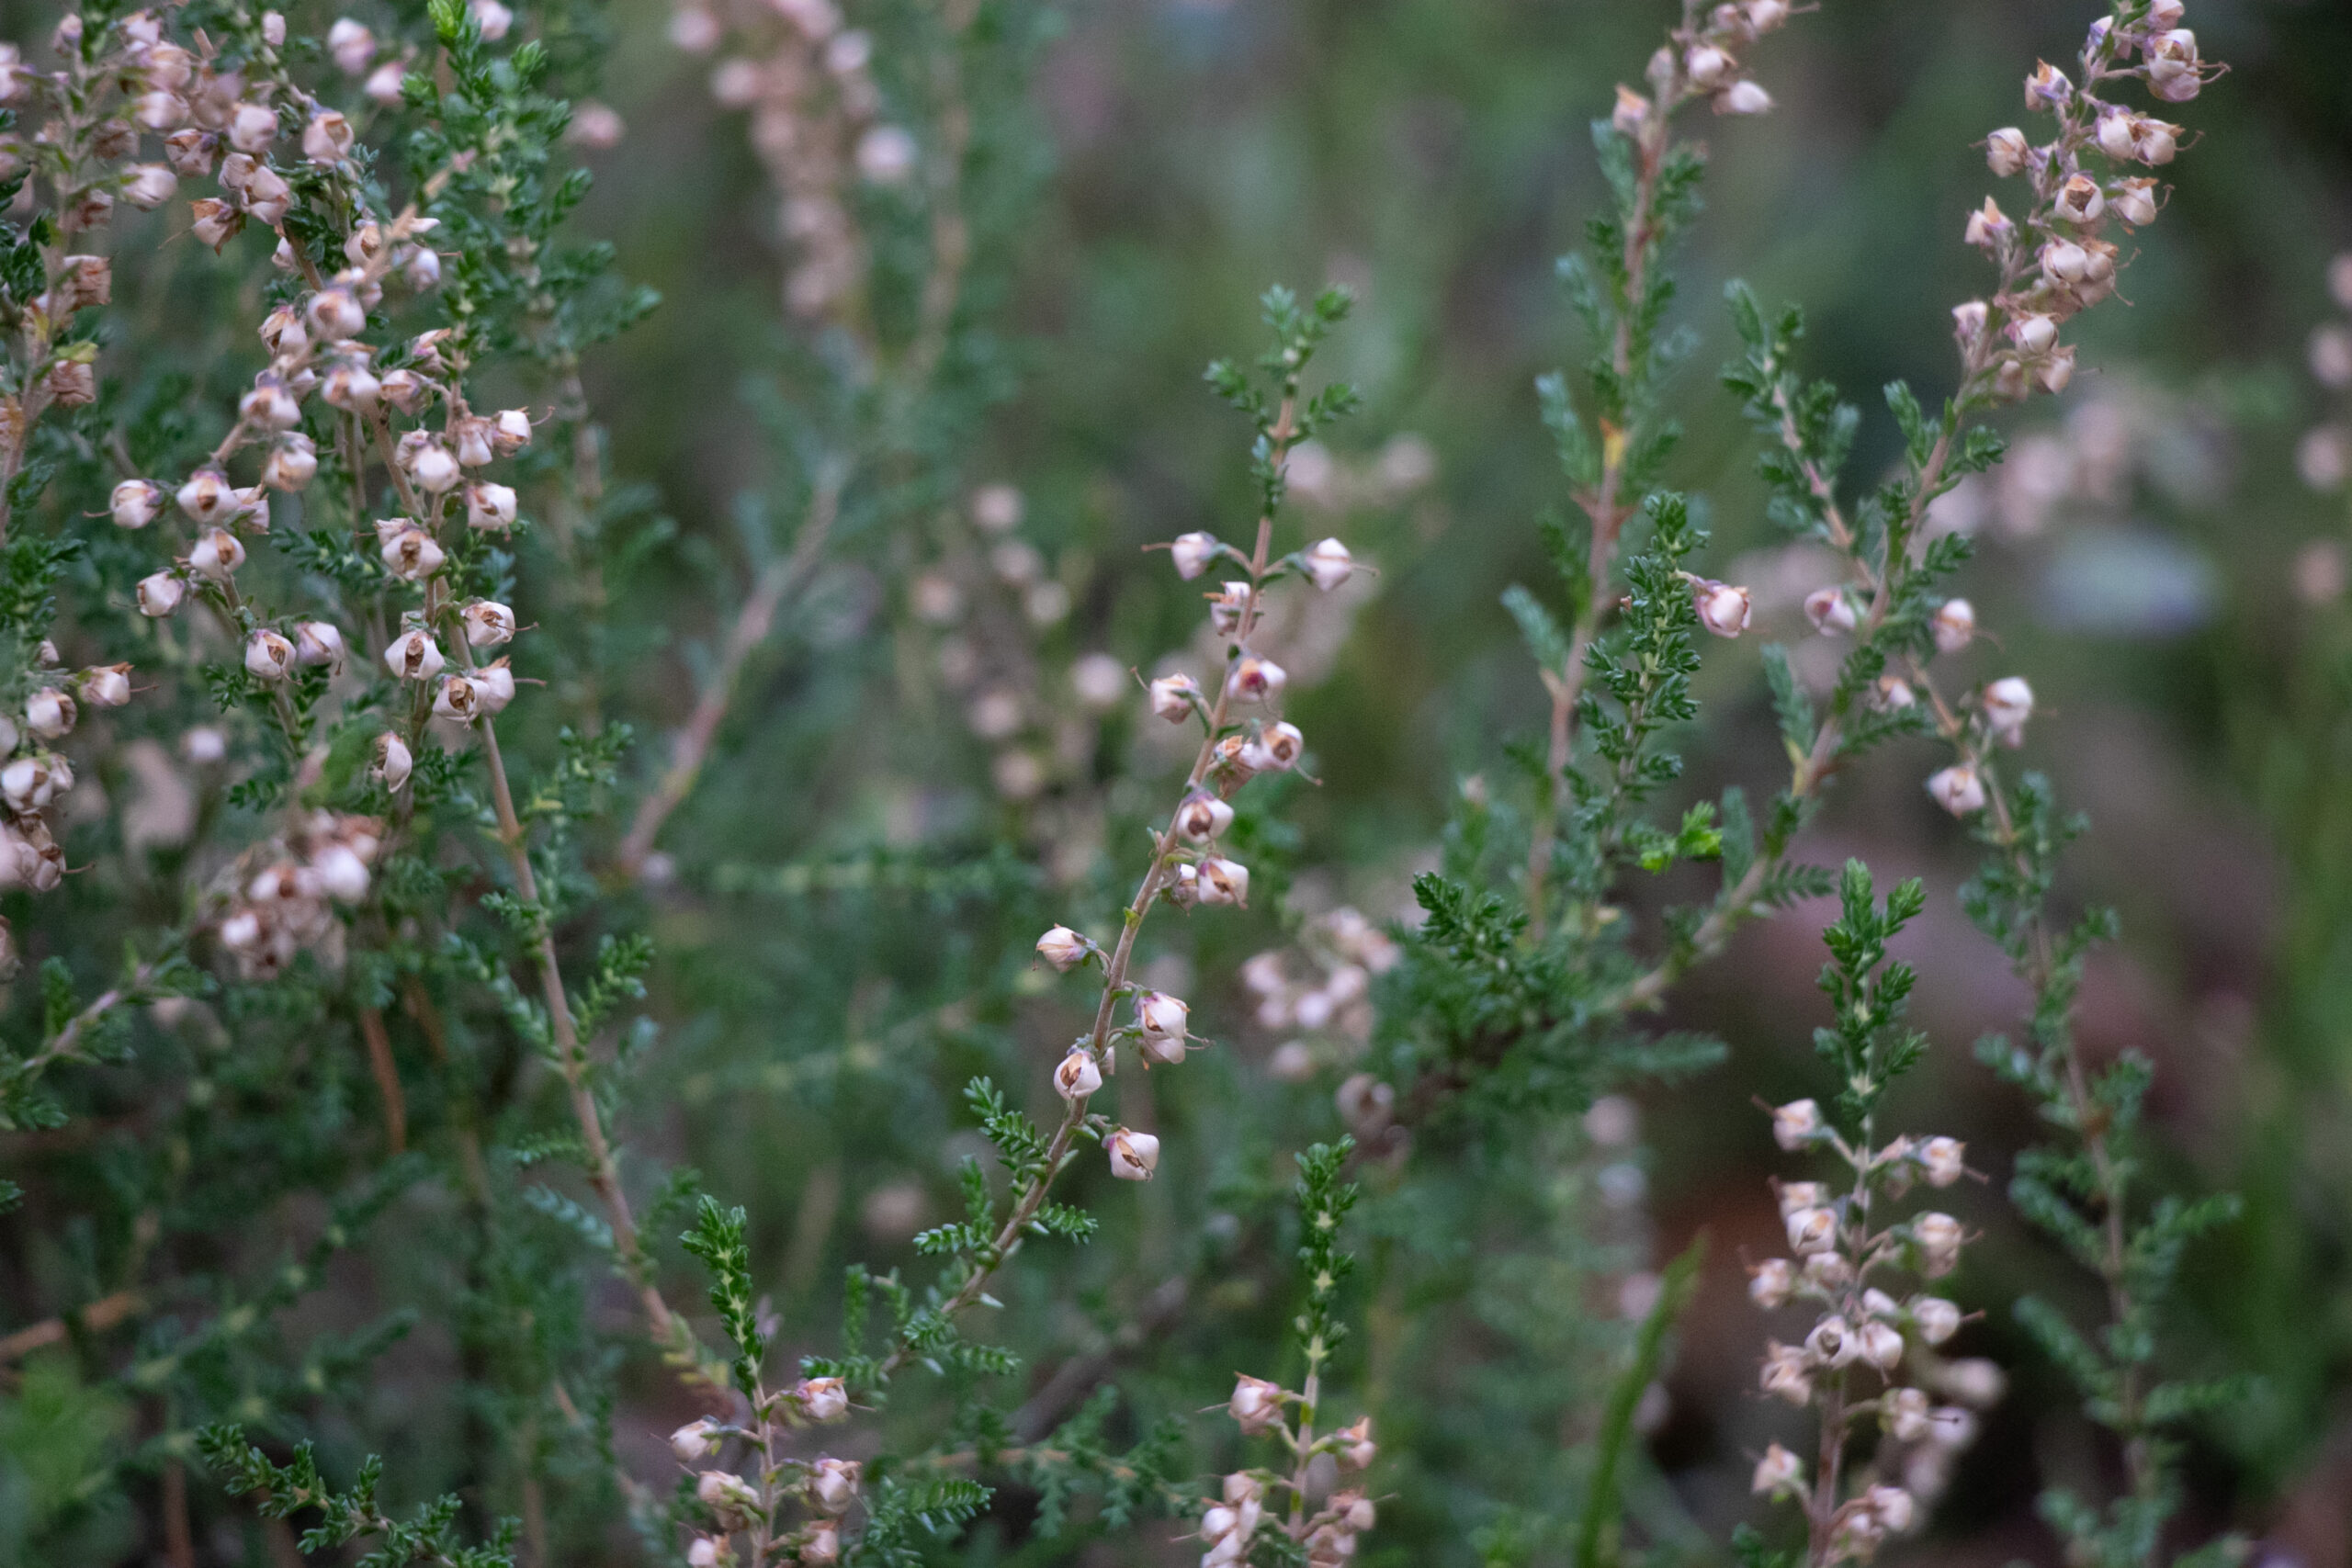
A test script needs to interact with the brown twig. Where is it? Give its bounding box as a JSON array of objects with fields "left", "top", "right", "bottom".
[{"left": 356, "top": 1007, "right": 407, "bottom": 1154}]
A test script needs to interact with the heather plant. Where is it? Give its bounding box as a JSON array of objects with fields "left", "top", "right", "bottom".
[{"left": 0, "top": 0, "right": 2290, "bottom": 1563}]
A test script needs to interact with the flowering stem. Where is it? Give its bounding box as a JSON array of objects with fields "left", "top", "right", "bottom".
[{"left": 876, "top": 400, "right": 1296, "bottom": 1380}]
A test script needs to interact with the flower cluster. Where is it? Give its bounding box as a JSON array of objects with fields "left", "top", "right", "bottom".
[
  {"left": 1960, "top": 0, "right": 2216, "bottom": 402},
  {"left": 671, "top": 1382, "right": 861, "bottom": 1568},
  {"left": 1611, "top": 0, "right": 1792, "bottom": 137},
  {"left": 1246, "top": 905, "right": 1400, "bottom": 1084},
  {"left": 672, "top": 0, "right": 898, "bottom": 320},
  {"left": 1745, "top": 866, "right": 1999, "bottom": 1564},
  {"left": 210, "top": 810, "right": 383, "bottom": 979},
  {"left": 1203, "top": 1386, "right": 1376, "bottom": 1568}
]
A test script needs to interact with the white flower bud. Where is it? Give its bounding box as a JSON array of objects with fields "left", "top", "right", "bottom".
[
  {"left": 1176, "top": 793, "right": 1235, "bottom": 843},
  {"left": 263, "top": 434, "right": 318, "bottom": 491},
  {"left": 473, "top": 660, "right": 515, "bottom": 714},
  {"left": 380, "top": 527, "right": 447, "bottom": 581},
  {"left": 366, "top": 58, "right": 408, "bottom": 105},
  {"left": 1927, "top": 1405, "right": 1978, "bottom": 1448},
  {"left": 469, "top": 0, "right": 514, "bottom": 40},
  {"left": 1335, "top": 1416, "right": 1375, "bottom": 1470},
  {"left": 372, "top": 731, "right": 413, "bottom": 789},
  {"left": 1228, "top": 1374, "right": 1283, "bottom": 1433},
  {"left": 488, "top": 407, "right": 533, "bottom": 455},
  {"left": 466, "top": 482, "right": 518, "bottom": 531},
  {"left": 1804, "top": 587, "right": 1856, "bottom": 635},
  {"left": 2146, "top": 28, "right": 2201, "bottom": 101},
  {"left": 695, "top": 1470, "right": 757, "bottom": 1517},
  {"left": 1859, "top": 1319, "right": 1905, "bottom": 1371},
  {"left": 1982, "top": 676, "right": 2033, "bottom": 742},
  {"left": 1226, "top": 653, "right": 1287, "bottom": 704},
  {"left": 80, "top": 665, "right": 130, "bottom": 708},
  {"left": 1985, "top": 127, "right": 2029, "bottom": 176},
  {"left": 1683, "top": 43, "right": 1731, "bottom": 87},
  {"left": 1744, "top": 0, "right": 1788, "bottom": 29},
  {"left": 1196, "top": 856, "right": 1249, "bottom": 907},
  {"left": 801, "top": 1519, "right": 841, "bottom": 1565},
  {"left": 2037, "top": 345, "right": 2077, "bottom": 395},
  {"left": 1054, "top": 1047, "right": 1102, "bottom": 1101},
  {"left": 461, "top": 600, "right": 516, "bottom": 647},
  {"left": 1884, "top": 1385, "right": 1933, "bottom": 1442},
  {"left": 136, "top": 571, "right": 186, "bottom": 617},
  {"left": 433, "top": 675, "right": 481, "bottom": 723},
  {"left": 1865, "top": 1484, "right": 1915, "bottom": 1533},
  {"left": 1035, "top": 924, "right": 1091, "bottom": 971},
  {"left": 1150, "top": 672, "right": 1201, "bottom": 723},
  {"left": 1771, "top": 1098, "right": 1823, "bottom": 1150},
  {"left": 1927, "top": 764, "right": 1986, "bottom": 817},
  {"left": 311, "top": 842, "right": 370, "bottom": 902},
  {"left": 454, "top": 415, "right": 496, "bottom": 468},
  {"left": 2009, "top": 312, "right": 2059, "bottom": 355},
  {"left": 1912, "top": 1212, "right": 1964, "bottom": 1275},
  {"left": 1107, "top": 1126, "right": 1160, "bottom": 1181},
  {"left": 1747, "top": 1258, "right": 1794, "bottom": 1309},
  {"left": 2025, "top": 61, "right": 2070, "bottom": 110},
  {"left": 287, "top": 622, "right": 343, "bottom": 671},
  {"left": 322, "top": 359, "right": 382, "bottom": 412},
  {"left": 227, "top": 101, "right": 277, "bottom": 154},
  {"left": 1759, "top": 1343, "right": 1812, "bottom": 1405},
  {"left": 112, "top": 479, "right": 164, "bottom": 529},
  {"left": 1930, "top": 598, "right": 1975, "bottom": 655},
  {"left": 25, "top": 686, "right": 74, "bottom": 740},
  {"left": 1805, "top": 1314, "right": 1856, "bottom": 1366},
  {"left": 244, "top": 629, "right": 296, "bottom": 682},
  {"left": 671, "top": 1418, "right": 721, "bottom": 1461},
  {"left": 1785, "top": 1204, "right": 1837, "bottom": 1255},
  {"left": 1302, "top": 536, "right": 1355, "bottom": 591},
  {"left": 1952, "top": 299, "right": 1989, "bottom": 345},
  {"left": 1166, "top": 863, "right": 1201, "bottom": 908},
  {"left": 302, "top": 110, "right": 355, "bottom": 164},
  {"left": 1693, "top": 580, "right": 1751, "bottom": 637},
  {"left": 403, "top": 437, "right": 461, "bottom": 493},
  {"left": 1718, "top": 79, "right": 1772, "bottom": 115},
  {"left": 1910, "top": 1294, "right": 1962, "bottom": 1346},
  {"left": 1751, "top": 1442, "right": 1803, "bottom": 1495},
  {"left": 793, "top": 1376, "right": 850, "bottom": 1421},
  {"left": 1240, "top": 720, "right": 1305, "bottom": 773},
  {"left": 2109, "top": 176, "right": 2158, "bottom": 228},
  {"left": 176, "top": 468, "right": 240, "bottom": 525},
  {"left": 306, "top": 287, "right": 367, "bottom": 342},
  {"left": 809, "top": 1456, "right": 860, "bottom": 1515},
  {"left": 1170, "top": 531, "right": 1220, "bottom": 580},
  {"left": 2055, "top": 173, "right": 2104, "bottom": 226},
  {"left": 1917, "top": 1135, "right": 1965, "bottom": 1187},
  {"left": 1, "top": 756, "right": 51, "bottom": 813},
  {"left": 383, "top": 630, "right": 445, "bottom": 682},
  {"left": 1207, "top": 581, "right": 1251, "bottom": 637},
  {"left": 329, "top": 17, "right": 377, "bottom": 73},
  {"left": 1777, "top": 1179, "right": 1828, "bottom": 1218},
  {"left": 1136, "top": 990, "right": 1189, "bottom": 1049}
]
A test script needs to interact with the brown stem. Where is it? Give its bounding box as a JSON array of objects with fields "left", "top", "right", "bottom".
[
  {"left": 0, "top": 1287, "right": 143, "bottom": 1361},
  {"left": 163, "top": 1459, "right": 197, "bottom": 1568},
  {"left": 452, "top": 630, "right": 719, "bottom": 1390},
  {"left": 356, "top": 1006, "right": 407, "bottom": 1154},
  {"left": 616, "top": 464, "right": 846, "bottom": 878}
]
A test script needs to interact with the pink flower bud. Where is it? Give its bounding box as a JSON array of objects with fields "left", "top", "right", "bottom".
[
  {"left": 1175, "top": 792, "right": 1235, "bottom": 844},
  {"left": 461, "top": 600, "right": 516, "bottom": 648},
  {"left": 1107, "top": 1127, "right": 1159, "bottom": 1180},
  {"left": 1747, "top": 1258, "right": 1793, "bottom": 1309},
  {"left": 383, "top": 630, "right": 445, "bottom": 682},
  {"left": 189, "top": 526, "right": 246, "bottom": 581},
  {"left": 1804, "top": 588, "right": 1856, "bottom": 636},
  {"left": 1149, "top": 672, "right": 1200, "bottom": 723},
  {"left": 136, "top": 571, "right": 186, "bottom": 617},
  {"left": 1927, "top": 764, "right": 1986, "bottom": 816},
  {"left": 1930, "top": 598, "right": 1974, "bottom": 654},
  {"left": 1226, "top": 653, "right": 1287, "bottom": 704},
  {"left": 1035, "top": 924, "right": 1091, "bottom": 972},
  {"left": 793, "top": 1376, "right": 849, "bottom": 1421},
  {"left": 1909, "top": 1295, "right": 1962, "bottom": 1345},
  {"left": 112, "top": 479, "right": 164, "bottom": 529},
  {"left": 372, "top": 732, "right": 413, "bottom": 789},
  {"left": 1170, "top": 531, "right": 1220, "bottom": 580},
  {"left": 1227, "top": 1374, "right": 1283, "bottom": 1433},
  {"left": 1693, "top": 580, "right": 1751, "bottom": 637},
  {"left": 1751, "top": 1442, "right": 1803, "bottom": 1495},
  {"left": 1302, "top": 536, "right": 1355, "bottom": 591},
  {"left": 1054, "top": 1047, "right": 1102, "bottom": 1100},
  {"left": 1985, "top": 127, "right": 2029, "bottom": 176},
  {"left": 245, "top": 629, "right": 296, "bottom": 682},
  {"left": 1771, "top": 1098, "right": 1822, "bottom": 1150}
]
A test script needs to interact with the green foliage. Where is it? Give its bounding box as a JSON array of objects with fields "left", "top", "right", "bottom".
[{"left": 199, "top": 1425, "right": 520, "bottom": 1567}]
